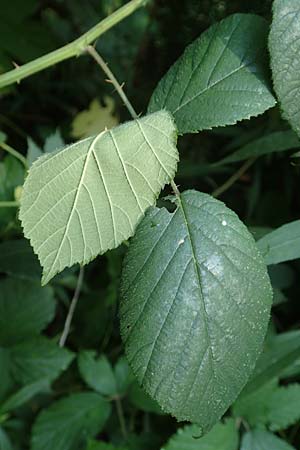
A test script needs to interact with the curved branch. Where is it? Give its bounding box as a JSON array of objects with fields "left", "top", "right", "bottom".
[{"left": 0, "top": 0, "right": 149, "bottom": 89}]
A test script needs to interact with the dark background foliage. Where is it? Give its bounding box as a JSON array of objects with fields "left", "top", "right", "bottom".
[{"left": 0, "top": 0, "right": 299, "bottom": 449}]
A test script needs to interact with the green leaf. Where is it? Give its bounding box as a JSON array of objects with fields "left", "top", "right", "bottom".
[
  {"left": 232, "top": 379, "right": 277, "bottom": 427},
  {"left": 120, "top": 190, "right": 272, "bottom": 432},
  {"left": 0, "top": 239, "right": 41, "bottom": 280},
  {"left": 162, "top": 419, "right": 238, "bottom": 450},
  {"left": 78, "top": 351, "right": 117, "bottom": 396},
  {"left": 0, "top": 427, "right": 13, "bottom": 450},
  {"left": 257, "top": 221, "right": 300, "bottom": 265},
  {"left": 148, "top": 14, "right": 276, "bottom": 134},
  {"left": 10, "top": 337, "right": 74, "bottom": 384},
  {"left": 215, "top": 130, "right": 300, "bottom": 165},
  {"left": 234, "top": 382, "right": 300, "bottom": 431},
  {"left": 241, "top": 429, "right": 295, "bottom": 450},
  {"left": 114, "top": 356, "right": 133, "bottom": 396},
  {"left": 0, "top": 278, "right": 55, "bottom": 347},
  {"left": 267, "top": 384, "right": 300, "bottom": 431},
  {"left": 20, "top": 111, "right": 178, "bottom": 285},
  {"left": 243, "top": 330, "right": 300, "bottom": 395},
  {"left": 0, "top": 379, "right": 50, "bottom": 414},
  {"left": 269, "top": 0, "right": 300, "bottom": 137},
  {"left": 31, "top": 392, "right": 111, "bottom": 450}
]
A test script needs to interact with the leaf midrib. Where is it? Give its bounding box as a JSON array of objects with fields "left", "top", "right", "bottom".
[
  {"left": 44, "top": 131, "right": 106, "bottom": 284},
  {"left": 172, "top": 60, "right": 252, "bottom": 115},
  {"left": 177, "top": 195, "right": 217, "bottom": 382}
]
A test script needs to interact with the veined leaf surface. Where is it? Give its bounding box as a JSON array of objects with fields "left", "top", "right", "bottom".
[
  {"left": 31, "top": 392, "right": 111, "bottom": 450},
  {"left": 148, "top": 14, "right": 276, "bottom": 134},
  {"left": 163, "top": 419, "right": 238, "bottom": 450},
  {"left": 241, "top": 429, "right": 295, "bottom": 450},
  {"left": 269, "top": 0, "right": 300, "bottom": 137},
  {"left": 120, "top": 190, "right": 272, "bottom": 432},
  {"left": 20, "top": 111, "right": 178, "bottom": 285}
]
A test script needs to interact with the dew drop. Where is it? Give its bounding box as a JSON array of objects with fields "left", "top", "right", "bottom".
[{"left": 222, "top": 220, "right": 227, "bottom": 226}]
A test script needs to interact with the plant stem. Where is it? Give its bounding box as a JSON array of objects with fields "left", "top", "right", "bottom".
[
  {"left": 86, "top": 45, "right": 138, "bottom": 119},
  {"left": 87, "top": 46, "right": 181, "bottom": 197},
  {"left": 0, "top": 142, "right": 28, "bottom": 168},
  {"left": 0, "top": 0, "right": 149, "bottom": 89},
  {"left": 212, "top": 158, "right": 256, "bottom": 198},
  {"left": 170, "top": 180, "right": 181, "bottom": 196},
  {"left": 59, "top": 266, "right": 84, "bottom": 347},
  {"left": 115, "top": 396, "right": 128, "bottom": 440},
  {"left": 0, "top": 201, "right": 19, "bottom": 208}
]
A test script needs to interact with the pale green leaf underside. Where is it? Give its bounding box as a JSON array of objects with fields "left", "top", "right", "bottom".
[
  {"left": 120, "top": 190, "right": 272, "bottom": 433},
  {"left": 269, "top": 0, "right": 300, "bottom": 137},
  {"left": 163, "top": 419, "right": 238, "bottom": 450},
  {"left": 257, "top": 220, "right": 300, "bottom": 265},
  {"left": 20, "top": 111, "right": 178, "bottom": 285},
  {"left": 31, "top": 392, "right": 111, "bottom": 450},
  {"left": 148, "top": 14, "right": 276, "bottom": 134},
  {"left": 241, "top": 430, "right": 295, "bottom": 450}
]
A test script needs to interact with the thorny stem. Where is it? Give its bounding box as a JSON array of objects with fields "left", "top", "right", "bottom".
[
  {"left": 0, "top": 0, "right": 149, "bottom": 89},
  {"left": 59, "top": 267, "right": 85, "bottom": 347},
  {"left": 0, "top": 142, "right": 28, "bottom": 169},
  {"left": 87, "top": 46, "right": 181, "bottom": 197},
  {"left": 55, "top": 3, "right": 147, "bottom": 350},
  {"left": 212, "top": 157, "right": 256, "bottom": 198},
  {"left": 86, "top": 45, "right": 138, "bottom": 120}
]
